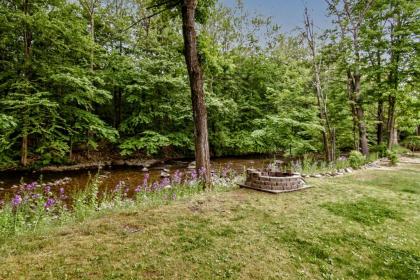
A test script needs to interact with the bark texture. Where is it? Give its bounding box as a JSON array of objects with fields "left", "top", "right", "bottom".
[
  {"left": 181, "top": 0, "right": 211, "bottom": 186},
  {"left": 21, "top": 0, "right": 32, "bottom": 166}
]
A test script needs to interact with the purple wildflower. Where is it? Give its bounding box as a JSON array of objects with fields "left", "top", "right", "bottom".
[
  {"left": 172, "top": 193, "right": 177, "bottom": 200},
  {"left": 44, "top": 185, "right": 51, "bottom": 194},
  {"left": 59, "top": 187, "right": 67, "bottom": 200},
  {"left": 199, "top": 166, "right": 206, "bottom": 177},
  {"left": 151, "top": 181, "right": 159, "bottom": 191},
  {"left": 114, "top": 181, "right": 126, "bottom": 193},
  {"left": 160, "top": 177, "right": 170, "bottom": 187},
  {"left": 222, "top": 162, "right": 234, "bottom": 177},
  {"left": 221, "top": 166, "right": 229, "bottom": 177},
  {"left": 123, "top": 187, "right": 129, "bottom": 196},
  {"left": 134, "top": 185, "right": 142, "bottom": 193},
  {"left": 190, "top": 169, "right": 197, "bottom": 180},
  {"left": 172, "top": 170, "right": 182, "bottom": 184},
  {"left": 31, "top": 194, "right": 41, "bottom": 199},
  {"left": 142, "top": 173, "right": 149, "bottom": 187},
  {"left": 25, "top": 182, "right": 37, "bottom": 191},
  {"left": 11, "top": 194, "right": 22, "bottom": 207},
  {"left": 44, "top": 198, "right": 55, "bottom": 209},
  {"left": 0, "top": 200, "right": 4, "bottom": 207}
]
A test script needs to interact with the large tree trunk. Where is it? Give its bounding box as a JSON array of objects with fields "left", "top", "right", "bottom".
[
  {"left": 347, "top": 71, "right": 369, "bottom": 155},
  {"left": 21, "top": 0, "right": 32, "bottom": 166},
  {"left": 354, "top": 75, "right": 369, "bottom": 155},
  {"left": 181, "top": 0, "right": 211, "bottom": 187},
  {"left": 387, "top": 95, "right": 398, "bottom": 148}
]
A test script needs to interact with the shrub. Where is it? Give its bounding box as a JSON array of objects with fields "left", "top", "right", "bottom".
[
  {"left": 391, "top": 145, "right": 410, "bottom": 155},
  {"left": 348, "top": 150, "right": 365, "bottom": 169},
  {"left": 401, "top": 136, "right": 420, "bottom": 152},
  {"left": 386, "top": 150, "right": 398, "bottom": 166},
  {"left": 371, "top": 144, "right": 388, "bottom": 158}
]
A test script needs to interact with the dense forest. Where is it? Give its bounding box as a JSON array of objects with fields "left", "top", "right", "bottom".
[{"left": 0, "top": 0, "right": 418, "bottom": 170}]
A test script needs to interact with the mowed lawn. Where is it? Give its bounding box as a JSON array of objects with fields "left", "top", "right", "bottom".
[{"left": 1, "top": 162, "right": 419, "bottom": 279}]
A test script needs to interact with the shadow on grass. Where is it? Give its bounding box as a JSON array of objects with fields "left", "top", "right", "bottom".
[
  {"left": 278, "top": 230, "right": 420, "bottom": 279},
  {"left": 347, "top": 168, "right": 420, "bottom": 194},
  {"left": 321, "top": 198, "right": 402, "bottom": 225}
]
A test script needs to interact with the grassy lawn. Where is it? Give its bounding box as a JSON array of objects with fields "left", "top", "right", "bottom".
[{"left": 1, "top": 162, "right": 419, "bottom": 279}]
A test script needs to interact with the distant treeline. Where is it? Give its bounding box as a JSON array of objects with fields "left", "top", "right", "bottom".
[{"left": 0, "top": 0, "right": 418, "bottom": 168}]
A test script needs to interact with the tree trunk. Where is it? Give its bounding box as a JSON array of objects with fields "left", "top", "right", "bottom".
[
  {"left": 387, "top": 95, "right": 398, "bottom": 148},
  {"left": 354, "top": 74, "right": 369, "bottom": 155},
  {"left": 376, "top": 51, "right": 384, "bottom": 145},
  {"left": 21, "top": 0, "right": 32, "bottom": 167},
  {"left": 377, "top": 97, "right": 384, "bottom": 145},
  {"left": 21, "top": 134, "right": 28, "bottom": 167},
  {"left": 387, "top": 13, "right": 402, "bottom": 149},
  {"left": 90, "top": 8, "right": 95, "bottom": 71},
  {"left": 181, "top": 0, "right": 211, "bottom": 187},
  {"left": 347, "top": 71, "right": 368, "bottom": 155},
  {"left": 113, "top": 88, "right": 122, "bottom": 128},
  {"left": 315, "top": 73, "right": 333, "bottom": 162},
  {"left": 356, "top": 106, "right": 369, "bottom": 155},
  {"left": 304, "top": 10, "right": 334, "bottom": 161}
]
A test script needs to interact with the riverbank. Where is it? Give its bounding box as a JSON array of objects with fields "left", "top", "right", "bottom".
[{"left": 0, "top": 157, "right": 419, "bottom": 279}]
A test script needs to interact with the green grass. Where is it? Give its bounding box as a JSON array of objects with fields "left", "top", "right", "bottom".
[
  {"left": 0, "top": 162, "right": 419, "bottom": 279},
  {"left": 321, "top": 197, "right": 401, "bottom": 225}
]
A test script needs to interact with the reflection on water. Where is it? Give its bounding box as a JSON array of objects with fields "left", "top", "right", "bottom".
[{"left": 0, "top": 158, "right": 273, "bottom": 197}]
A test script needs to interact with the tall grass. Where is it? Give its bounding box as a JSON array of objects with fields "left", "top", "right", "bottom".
[
  {"left": 290, "top": 152, "right": 380, "bottom": 175},
  {"left": 0, "top": 167, "right": 241, "bottom": 242}
]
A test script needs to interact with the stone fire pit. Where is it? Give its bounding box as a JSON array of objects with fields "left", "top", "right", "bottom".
[{"left": 239, "top": 168, "right": 310, "bottom": 193}]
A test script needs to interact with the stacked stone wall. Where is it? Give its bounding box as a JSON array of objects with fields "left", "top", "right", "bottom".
[{"left": 244, "top": 169, "right": 305, "bottom": 191}]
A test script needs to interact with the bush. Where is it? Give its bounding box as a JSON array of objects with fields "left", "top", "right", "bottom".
[
  {"left": 386, "top": 150, "right": 398, "bottom": 166},
  {"left": 401, "top": 136, "right": 420, "bottom": 152},
  {"left": 371, "top": 144, "right": 388, "bottom": 158},
  {"left": 390, "top": 144, "right": 410, "bottom": 155},
  {"left": 348, "top": 150, "right": 365, "bottom": 169}
]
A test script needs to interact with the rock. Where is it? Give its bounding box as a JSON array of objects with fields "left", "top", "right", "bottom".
[
  {"left": 162, "top": 168, "right": 170, "bottom": 173},
  {"left": 292, "top": 172, "right": 301, "bottom": 176},
  {"left": 141, "top": 167, "right": 149, "bottom": 172},
  {"left": 345, "top": 168, "right": 353, "bottom": 173},
  {"left": 311, "top": 174, "right": 322, "bottom": 178},
  {"left": 163, "top": 185, "right": 172, "bottom": 189},
  {"left": 0, "top": 181, "right": 4, "bottom": 185},
  {"left": 160, "top": 172, "right": 170, "bottom": 178},
  {"left": 0, "top": 188, "right": 4, "bottom": 191}
]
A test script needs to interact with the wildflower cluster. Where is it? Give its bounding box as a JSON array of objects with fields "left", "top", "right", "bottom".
[
  {"left": 0, "top": 164, "right": 241, "bottom": 238},
  {"left": 0, "top": 179, "right": 69, "bottom": 235}
]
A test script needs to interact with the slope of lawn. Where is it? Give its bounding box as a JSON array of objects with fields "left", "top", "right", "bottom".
[{"left": 1, "top": 161, "right": 419, "bottom": 279}]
